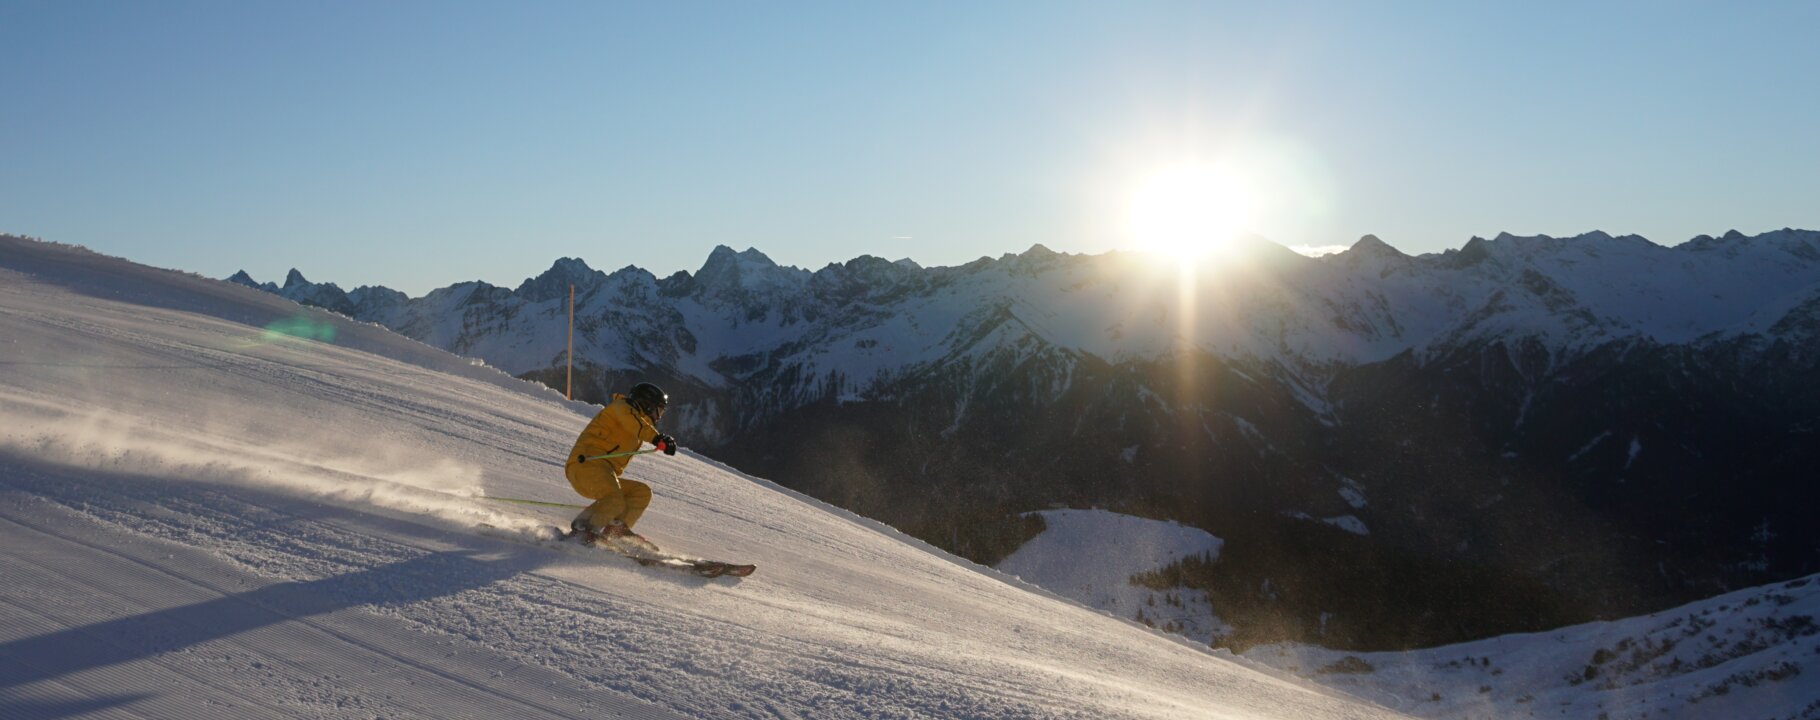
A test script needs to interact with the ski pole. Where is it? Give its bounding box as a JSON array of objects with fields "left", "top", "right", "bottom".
[
  {"left": 577, "top": 448, "right": 657, "bottom": 463},
  {"left": 477, "top": 496, "right": 587, "bottom": 509}
]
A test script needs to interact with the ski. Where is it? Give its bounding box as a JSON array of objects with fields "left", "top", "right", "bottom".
[
  {"left": 586, "top": 530, "right": 757, "bottom": 578},
  {"left": 475, "top": 522, "right": 754, "bottom": 578}
]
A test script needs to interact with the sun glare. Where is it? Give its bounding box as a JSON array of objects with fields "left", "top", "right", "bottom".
[{"left": 1125, "top": 161, "right": 1256, "bottom": 262}]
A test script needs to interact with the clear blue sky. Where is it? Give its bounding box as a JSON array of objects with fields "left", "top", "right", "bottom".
[{"left": 3, "top": 1, "right": 1816, "bottom": 295}]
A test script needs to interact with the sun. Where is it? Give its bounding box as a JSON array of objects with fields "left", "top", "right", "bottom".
[{"left": 1124, "top": 161, "right": 1256, "bottom": 261}]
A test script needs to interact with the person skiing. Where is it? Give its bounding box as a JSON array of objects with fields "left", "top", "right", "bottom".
[{"left": 564, "top": 381, "right": 678, "bottom": 545}]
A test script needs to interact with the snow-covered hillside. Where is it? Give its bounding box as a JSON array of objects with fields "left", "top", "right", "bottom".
[
  {"left": 992, "top": 506, "right": 1820, "bottom": 719},
  {"left": 1243, "top": 574, "right": 1820, "bottom": 720},
  {"left": 0, "top": 236, "right": 1403, "bottom": 718},
  {"left": 997, "top": 509, "right": 1229, "bottom": 644}
]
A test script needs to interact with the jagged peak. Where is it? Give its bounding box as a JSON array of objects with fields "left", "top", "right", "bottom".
[
  {"left": 654, "top": 269, "right": 694, "bottom": 298},
  {"left": 700, "top": 245, "right": 779, "bottom": 272},
  {"left": 1349, "top": 234, "right": 1403, "bottom": 256},
  {"left": 1434, "top": 232, "right": 1602, "bottom": 268},
  {"left": 283, "top": 268, "right": 310, "bottom": 289},
  {"left": 738, "top": 247, "right": 779, "bottom": 265},
  {"left": 422, "top": 279, "right": 500, "bottom": 301},
  {"left": 812, "top": 254, "right": 912, "bottom": 280},
  {"left": 704, "top": 244, "right": 739, "bottom": 263},
  {"left": 1339, "top": 235, "right": 1408, "bottom": 266},
  {"left": 226, "top": 270, "right": 259, "bottom": 285},
  {"left": 696, "top": 245, "right": 783, "bottom": 286},
  {"left": 548, "top": 256, "right": 594, "bottom": 274},
  {"left": 515, "top": 256, "right": 610, "bottom": 302},
  {"left": 691, "top": 245, "right": 809, "bottom": 301},
  {"left": 524, "top": 256, "right": 601, "bottom": 282},
  {"left": 992, "top": 242, "right": 1069, "bottom": 269},
  {"left": 807, "top": 254, "right": 925, "bottom": 300},
  {"left": 1450, "top": 235, "right": 1493, "bottom": 267},
  {"left": 1487, "top": 231, "right": 1619, "bottom": 247},
  {"left": 1563, "top": 231, "right": 1655, "bottom": 248},
  {"left": 606, "top": 264, "right": 657, "bottom": 282},
  {"left": 1678, "top": 228, "right": 1820, "bottom": 259},
  {"left": 1483, "top": 230, "right": 1664, "bottom": 249},
  {"left": 347, "top": 284, "right": 409, "bottom": 305},
  {"left": 844, "top": 254, "right": 893, "bottom": 268}
]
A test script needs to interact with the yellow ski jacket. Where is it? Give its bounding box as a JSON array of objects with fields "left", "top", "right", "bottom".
[{"left": 565, "top": 394, "right": 659, "bottom": 477}]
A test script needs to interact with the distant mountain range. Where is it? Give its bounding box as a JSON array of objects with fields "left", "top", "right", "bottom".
[{"left": 230, "top": 228, "right": 1820, "bottom": 650}]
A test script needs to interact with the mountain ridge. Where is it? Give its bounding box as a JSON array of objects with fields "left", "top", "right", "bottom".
[{"left": 227, "top": 228, "right": 1820, "bottom": 374}]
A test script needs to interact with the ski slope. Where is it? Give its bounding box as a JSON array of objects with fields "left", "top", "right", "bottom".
[{"left": 0, "top": 236, "right": 1404, "bottom": 719}]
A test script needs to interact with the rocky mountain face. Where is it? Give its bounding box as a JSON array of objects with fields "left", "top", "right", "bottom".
[{"left": 230, "top": 229, "right": 1820, "bottom": 651}]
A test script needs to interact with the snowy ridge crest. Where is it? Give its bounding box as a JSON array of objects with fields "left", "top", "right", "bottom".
[{"left": 226, "top": 229, "right": 1820, "bottom": 393}]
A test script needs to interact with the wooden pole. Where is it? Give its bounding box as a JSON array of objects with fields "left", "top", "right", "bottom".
[{"left": 567, "top": 283, "right": 574, "bottom": 400}]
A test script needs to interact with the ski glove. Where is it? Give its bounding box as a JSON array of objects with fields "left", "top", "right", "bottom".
[{"left": 653, "top": 434, "right": 678, "bottom": 456}]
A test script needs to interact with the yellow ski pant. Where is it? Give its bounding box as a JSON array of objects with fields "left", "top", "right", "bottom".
[{"left": 565, "top": 460, "right": 652, "bottom": 530}]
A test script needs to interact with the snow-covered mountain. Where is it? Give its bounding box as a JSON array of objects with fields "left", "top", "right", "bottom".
[
  {"left": 1245, "top": 572, "right": 1820, "bottom": 720},
  {"left": 999, "top": 509, "right": 1230, "bottom": 644},
  {"left": 236, "top": 230, "right": 1820, "bottom": 387},
  {"left": 0, "top": 235, "right": 1402, "bottom": 719},
  {"left": 229, "top": 229, "right": 1820, "bottom": 651}
]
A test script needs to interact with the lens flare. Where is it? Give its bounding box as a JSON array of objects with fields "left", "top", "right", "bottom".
[
  {"left": 1125, "top": 161, "right": 1257, "bottom": 262},
  {"left": 260, "top": 315, "right": 337, "bottom": 344}
]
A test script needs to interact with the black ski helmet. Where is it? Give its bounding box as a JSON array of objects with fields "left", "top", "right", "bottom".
[{"left": 628, "top": 382, "right": 668, "bottom": 420}]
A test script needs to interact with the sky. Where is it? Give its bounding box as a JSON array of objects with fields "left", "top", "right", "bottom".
[{"left": 3, "top": 1, "right": 1817, "bottom": 296}]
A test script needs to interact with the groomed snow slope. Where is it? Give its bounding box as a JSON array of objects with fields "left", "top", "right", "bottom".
[{"left": 0, "top": 237, "right": 1404, "bottom": 719}]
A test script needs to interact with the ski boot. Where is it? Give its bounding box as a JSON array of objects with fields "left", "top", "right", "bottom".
[
  {"left": 566, "top": 517, "right": 599, "bottom": 546},
  {"left": 600, "top": 521, "right": 663, "bottom": 558},
  {"left": 600, "top": 521, "right": 635, "bottom": 540}
]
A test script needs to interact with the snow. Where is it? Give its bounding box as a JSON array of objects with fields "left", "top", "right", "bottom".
[
  {"left": 1320, "top": 515, "right": 1370, "bottom": 536},
  {"left": 1337, "top": 477, "right": 1369, "bottom": 510},
  {"left": 1567, "top": 430, "right": 1613, "bottom": 463},
  {"left": 235, "top": 231, "right": 1820, "bottom": 432},
  {"left": 1229, "top": 414, "right": 1265, "bottom": 442},
  {"left": 997, "top": 509, "right": 1231, "bottom": 646},
  {"left": 0, "top": 236, "right": 1402, "bottom": 719},
  {"left": 1244, "top": 574, "right": 1820, "bottom": 720},
  {"left": 1285, "top": 512, "right": 1371, "bottom": 537}
]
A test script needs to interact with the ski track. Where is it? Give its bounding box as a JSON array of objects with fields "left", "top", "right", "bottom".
[
  {"left": 0, "top": 489, "right": 630, "bottom": 720},
  {"left": 1, "top": 461, "right": 1093, "bottom": 720},
  {"left": 0, "top": 240, "right": 1405, "bottom": 719}
]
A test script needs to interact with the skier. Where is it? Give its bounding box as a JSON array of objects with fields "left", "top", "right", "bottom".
[{"left": 564, "top": 382, "right": 678, "bottom": 545}]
